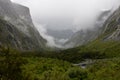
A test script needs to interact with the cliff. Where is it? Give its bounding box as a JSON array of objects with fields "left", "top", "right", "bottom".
[{"left": 0, "top": 0, "right": 47, "bottom": 50}]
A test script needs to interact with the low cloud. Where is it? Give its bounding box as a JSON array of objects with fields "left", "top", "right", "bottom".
[
  {"left": 11, "top": 0, "right": 120, "bottom": 30},
  {"left": 34, "top": 22, "right": 64, "bottom": 47}
]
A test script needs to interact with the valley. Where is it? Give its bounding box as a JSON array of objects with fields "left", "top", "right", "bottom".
[{"left": 0, "top": 0, "right": 120, "bottom": 80}]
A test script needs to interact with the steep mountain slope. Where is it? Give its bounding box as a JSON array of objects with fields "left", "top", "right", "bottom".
[
  {"left": 64, "top": 28, "right": 103, "bottom": 48},
  {"left": 64, "top": 10, "right": 111, "bottom": 48},
  {"left": 0, "top": 0, "right": 46, "bottom": 50},
  {"left": 79, "top": 7, "right": 120, "bottom": 58},
  {"left": 102, "top": 7, "right": 120, "bottom": 41}
]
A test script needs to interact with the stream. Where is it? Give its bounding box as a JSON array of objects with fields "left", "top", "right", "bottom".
[{"left": 73, "top": 59, "right": 95, "bottom": 68}]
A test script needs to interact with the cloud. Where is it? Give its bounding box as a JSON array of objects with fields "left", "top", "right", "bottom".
[
  {"left": 11, "top": 0, "right": 120, "bottom": 30},
  {"left": 34, "top": 22, "right": 66, "bottom": 48},
  {"left": 33, "top": 22, "right": 57, "bottom": 47}
]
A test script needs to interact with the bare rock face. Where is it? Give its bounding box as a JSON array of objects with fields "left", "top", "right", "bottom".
[
  {"left": 106, "top": 25, "right": 120, "bottom": 40},
  {"left": 102, "top": 7, "right": 120, "bottom": 41},
  {"left": 0, "top": 0, "right": 46, "bottom": 50}
]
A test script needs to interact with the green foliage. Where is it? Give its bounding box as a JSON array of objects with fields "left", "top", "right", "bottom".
[
  {"left": 47, "top": 41, "right": 120, "bottom": 63},
  {"left": 0, "top": 45, "right": 120, "bottom": 80},
  {"left": 65, "top": 68, "right": 88, "bottom": 80},
  {"left": 0, "top": 32, "right": 120, "bottom": 80},
  {"left": 22, "top": 57, "right": 88, "bottom": 80},
  {"left": 0, "top": 46, "right": 27, "bottom": 80},
  {"left": 87, "top": 58, "right": 120, "bottom": 80},
  {"left": 85, "top": 40, "right": 120, "bottom": 58}
]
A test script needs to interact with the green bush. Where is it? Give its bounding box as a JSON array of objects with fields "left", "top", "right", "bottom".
[{"left": 0, "top": 46, "right": 27, "bottom": 80}]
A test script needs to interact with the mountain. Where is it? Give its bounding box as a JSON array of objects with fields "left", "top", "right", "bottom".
[
  {"left": 102, "top": 7, "right": 120, "bottom": 41},
  {"left": 54, "top": 7, "right": 120, "bottom": 63},
  {"left": 64, "top": 10, "right": 111, "bottom": 48},
  {"left": 80, "top": 7, "right": 120, "bottom": 58},
  {"left": 47, "top": 29, "right": 74, "bottom": 45},
  {"left": 0, "top": 0, "right": 46, "bottom": 50}
]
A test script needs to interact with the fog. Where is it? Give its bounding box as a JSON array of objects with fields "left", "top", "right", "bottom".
[
  {"left": 11, "top": 0, "right": 120, "bottom": 47},
  {"left": 11, "top": 0, "right": 120, "bottom": 30}
]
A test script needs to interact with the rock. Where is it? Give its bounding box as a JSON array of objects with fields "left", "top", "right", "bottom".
[{"left": 0, "top": 0, "right": 47, "bottom": 50}]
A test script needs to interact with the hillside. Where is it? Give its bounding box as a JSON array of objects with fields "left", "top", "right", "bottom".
[
  {"left": 0, "top": 0, "right": 46, "bottom": 50},
  {"left": 55, "top": 7, "right": 120, "bottom": 62},
  {"left": 64, "top": 10, "right": 111, "bottom": 48}
]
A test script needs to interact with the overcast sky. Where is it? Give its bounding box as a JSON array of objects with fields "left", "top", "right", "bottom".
[{"left": 11, "top": 0, "right": 120, "bottom": 30}]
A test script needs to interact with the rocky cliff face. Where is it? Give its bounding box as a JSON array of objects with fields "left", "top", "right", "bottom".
[
  {"left": 102, "top": 7, "right": 120, "bottom": 41},
  {"left": 64, "top": 10, "right": 111, "bottom": 48},
  {"left": 0, "top": 0, "right": 46, "bottom": 50}
]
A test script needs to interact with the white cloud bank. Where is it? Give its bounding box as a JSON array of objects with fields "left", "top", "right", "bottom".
[{"left": 11, "top": 0, "right": 120, "bottom": 30}]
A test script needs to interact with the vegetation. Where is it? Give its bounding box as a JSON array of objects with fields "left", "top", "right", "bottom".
[
  {"left": 0, "top": 44, "right": 120, "bottom": 80},
  {"left": 87, "top": 58, "right": 120, "bottom": 80},
  {"left": 27, "top": 40, "right": 120, "bottom": 64},
  {"left": 0, "top": 46, "right": 88, "bottom": 80},
  {"left": 22, "top": 57, "right": 88, "bottom": 80},
  {"left": 0, "top": 16, "right": 120, "bottom": 79},
  {"left": 0, "top": 46, "right": 27, "bottom": 80}
]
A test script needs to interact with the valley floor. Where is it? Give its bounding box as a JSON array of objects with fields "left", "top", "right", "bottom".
[
  {"left": 0, "top": 52, "right": 120, "bottom": 80},
  {"left": 0, "top": 41, "right": 120, "bottom": 80}
]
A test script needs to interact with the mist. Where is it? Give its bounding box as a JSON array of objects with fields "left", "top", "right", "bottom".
[{"left": 11, "top": 0, "right": 120, "bottom": 47}]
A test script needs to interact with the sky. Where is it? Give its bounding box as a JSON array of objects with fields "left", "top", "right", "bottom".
[
  {"left": 11, "top": 0, "right": 120, "bottom": 47},
  {"left": 11, "top": 0, "right": 120, "bottom": 30}
]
